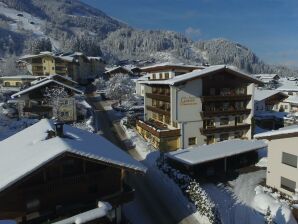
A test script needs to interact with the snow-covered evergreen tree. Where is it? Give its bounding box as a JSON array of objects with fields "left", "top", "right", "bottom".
[
  {"left": 105, "top": 73, "right": 135, "bottom": 105},
  {"left": 43, "top": 86, "right": 68, "bottom": 121},
  {"left": 156, "top": 155, "right": 221, "bottom": 224},
  {"left": 264, "top": 206, "right": 274, "bottom": 224}
]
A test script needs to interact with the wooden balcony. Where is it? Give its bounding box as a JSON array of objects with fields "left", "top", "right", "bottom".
[
  {"left": 136, "top": 119, "right": 180, "bottom": 138},
  {"left": 23, "top": 105, "right": 52, "bottom": 112},
  {"left": 146, "top": 93, "right": 170, "bottom": 102},
  {"left": 201, "top": 94, "right": 252, "bottom": 102},
  {"left": 200, "top": 123, "right": 250, "bottom": 134},
  {"left": 146, "top": 105, "right": 170, "bottom": 116},
  {"left": 201, "top": 109, "right": 251, "bottom": 117}
]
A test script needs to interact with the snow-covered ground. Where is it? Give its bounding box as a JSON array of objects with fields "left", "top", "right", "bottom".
[{"left": 0, "top": 2, "right": 45, "bottom": 35}]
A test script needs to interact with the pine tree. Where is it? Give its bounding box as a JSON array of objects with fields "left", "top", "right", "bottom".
[{"left": 264, "top": 206, "right": 274, "bottom": 224}]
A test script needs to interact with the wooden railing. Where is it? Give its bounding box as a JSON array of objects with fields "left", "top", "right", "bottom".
[
  {"left": 146, "top": 93, "right": 170, "bottom": 102},
  {"left": 146, "top": 105, "right": 170, "bottom": 116},
  {"left": 201, "top": 109, "right": 251, "bottom": 117},
  {"left": 201, "top": 94, "right": 251, "bottom": 102},
  {"left": 200, "top": 124, "right": 250, "bottom": 134},
  {"left": 136, "top": 120, "right": 180, "bottom": 138}
]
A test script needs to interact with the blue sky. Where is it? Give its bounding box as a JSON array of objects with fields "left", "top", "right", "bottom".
[{"left": 82, "top": 0, "right": 298, "bottom": 67}]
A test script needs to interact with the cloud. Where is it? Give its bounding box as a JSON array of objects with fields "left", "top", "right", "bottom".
[{"left": 185, "top": 27, "right": 202, "bottom": 39}]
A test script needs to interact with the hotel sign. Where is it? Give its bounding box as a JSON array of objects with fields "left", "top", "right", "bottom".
[{"left": 180, "top": 96, "right": 197, "bottom": 105}]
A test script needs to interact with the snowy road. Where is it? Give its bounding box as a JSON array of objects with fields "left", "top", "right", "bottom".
[{"left": 86, "top": 96, "right": 200, "bottom": 224}]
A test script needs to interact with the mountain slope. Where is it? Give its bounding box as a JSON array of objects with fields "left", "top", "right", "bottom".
[{"left": 0, "top": 0, "right": 297, "bottom": 76}]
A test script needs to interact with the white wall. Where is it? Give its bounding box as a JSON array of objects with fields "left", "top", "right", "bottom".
[{"left": 266, "top": 137, "right": 298, "bottom": 196}]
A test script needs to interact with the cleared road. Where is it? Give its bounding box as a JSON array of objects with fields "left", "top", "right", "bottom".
[{"left": 86, "top": 96, "right": 199, "bottom": 224}]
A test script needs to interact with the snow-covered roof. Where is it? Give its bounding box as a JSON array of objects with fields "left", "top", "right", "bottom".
[
  {"left": 254, "top": 125, "right": 298, "bottom": 139},
  {"left": 277, "top": 78, "right": 298, "bottom": 92},
  {"left": 141, "top": 62, "right": 204, "bottom": 72},
  {"left": 53, "top": 201, "right": 111, "bottom": 224},
  {"left": 11, "top": 79, "right": 83, "bottom": 98},
  {"left": 254, "top": 89, "right": 287, "bottom": 102},
  {"left": 31, "top": 74, "right": 78, "bottom": 85},
  {"left": 140, "top": 65, "right": 263, "bottom": 86},
  {"left": 167, "top": 139, "right": 267, "bottom": 166},
  {"left": 105, "top": 66, "right": 132, "bottom": 74},
  {"left": 254, "top": 74, "right": 279, "bottom": 79},
  {"left": 284, "top": 95, "right": 298, "bottom": 105},
  {"left": 0, "top": 119, "right": 147, "bottom": 192},
  {"left": 0, "top": 75, "right": 40, "bottom": 80},
  {"left": 136, "top": 73, "right": 150, "bottom": 81}
]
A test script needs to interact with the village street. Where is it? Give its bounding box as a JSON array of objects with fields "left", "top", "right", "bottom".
[{"left": 86, "top": 96, "right": 199, "bottom": 224}]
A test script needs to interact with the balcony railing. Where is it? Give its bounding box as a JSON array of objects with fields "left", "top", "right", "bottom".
[
  {"left": 146, "top": 93, "right": 170, "bottom": 102},
  {"left": 136, "top": 119, "right": 180, "bottom": 138},
  {"left": 201, "top": 108, "right": 251, "bottom": 117},
  {"left": 200, "top": 123, "right": 250, "bottom": 134},
  {"left": 201, "top": 94, "right": 252, "bottom": 102},
  {"left": 146, "top": 105, "right": 170, "bottom": 116}
]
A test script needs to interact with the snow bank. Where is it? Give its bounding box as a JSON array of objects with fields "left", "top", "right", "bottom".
[{"left": 253, "top": 186, "right": 296, "bottom": 224}]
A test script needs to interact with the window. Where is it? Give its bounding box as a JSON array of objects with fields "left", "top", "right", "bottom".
[
  {"left": 188, "top": 137, "right": 196, "bottom": 146},
  {"left": 219, "top": 133, "right": 229, "bottom": 141},
  {"left": 209, "top": 88, "right": 216, "bottom": 96},
  {"left": 204, "top": 119, "right": 215, "bottom": 128},
  {"left": 172, "top": 121, "right": 178, "bottom": 128},
  {"left": 43, "top": 66, "right": 46, "bottom": 70},
  {"left": 236, "top": 116, "right": 244, "bottom": 124},
  {"left": 159, "top": 73, "right": 163, "bottom": 79},
  {"left": 152, "top": 74, "right": 156, "bottom": 79},
  {"left": 165, "top": 73, "right": 169, "bottom": 79},
  {"left": 282, "top": 152, "right": 297, "bottom": 168},
  {"left": 281, "top": 176, "right": 296, "bottom": 192},
  {"left": 285, "top": 105, "right": 288, "bottom": 109},
  {"left": 164, "top": 115, "right": 170, "bottom": 124},
  {"left": 60, "top": 111, "right": 70, "bottom": 117},
  {"left": 235, "top": 131, "right": 243, "bottom": 139},
  {"left": 220, "top": 117, "right": 229, "bottom": 125},
  {"left": 52, "top": 67, "right": 54, "bottom": 70},
  {"left": 206, "top": 135, "right": 215, "bottom": 144}
]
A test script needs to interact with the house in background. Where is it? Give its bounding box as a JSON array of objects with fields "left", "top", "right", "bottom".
[
  {"left": 137, "top": 65, "right": 262, "bottom": 151},
  {"left": 167, "top": 139, "right": 266, "bottom": 177},
  {"left": 253, "top": 74, "right": 280, "bottom": 89},
  {"left": 0, "top": 75, "right": 41, "bottom": 90},
  {"left": 105, "top": 66, "right": 136, "bottom": 77},
  {"left": 0, "top": 119, "right": 146, "bottom": 224},
  {"left": 277, "top": 78, "right": 298, "bottom": 96},
  {"left": 255, "top": 126, "right": 298, "bottom": 197},
  {"left": 11, "top": 75, "right": 83, "bottom": 122},
  {"left": 254, "top": 89, "right": 288, "bottom": 113},
  {"left": 20, "top": 52, "right": 105, "bottom": 84}
]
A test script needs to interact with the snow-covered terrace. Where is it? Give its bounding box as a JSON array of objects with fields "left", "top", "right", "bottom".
[
  {"left": 167, "top": 139, "right": 267, "bottom": 166},
  {"left": 0, "top": 119, "right": 147, "bottom": 193}
]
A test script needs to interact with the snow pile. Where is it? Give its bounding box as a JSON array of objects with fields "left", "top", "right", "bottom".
[
  {"left": 156, "top": 154, "right": 221, "bottom": 224},
  {"left": 253, "top": 186, "right": 296, "bottom": 224},
  {"left": 256, "top": 157, "right": 267, "bottom": 168}
]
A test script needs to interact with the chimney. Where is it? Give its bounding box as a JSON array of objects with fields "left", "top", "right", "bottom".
[{"left": 54, "top": 122, "right": 64, "bottom": 137}]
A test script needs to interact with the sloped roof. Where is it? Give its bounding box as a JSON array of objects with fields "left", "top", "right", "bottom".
[
  {"left": 141, "top": 62, "right": 204, "bottom": 72},
  {"left": 31, "top": 74, "right": 78, "bottom": 85},
  {"left": 254, "top": 125, "right": 298, "bottom": 139},
  {"left": 284, "top": 95, "right": 298, "bottom": 105},
  {"left": 11, "top": 79, "right": 83, "bottom": 98},
  {"left": 167, "top": 139, "right": 267, "bottom": 166},
  {"left": 140, "top": 65, "right": 263, "bottom": 86},
  {"left": 0, "top": 119, "right": 147, "bottom": 192},
  {"left": 254, "top": 89, "right": 287, "bottom": 101}
]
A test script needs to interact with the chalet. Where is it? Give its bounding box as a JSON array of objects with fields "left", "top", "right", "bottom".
[
  {"left": 137, "top": 65, "right": 262, "bottom": 151},
  {"left": 254, "top": 74, "right": 280, "bottom": 87},
  {"left": 0, "top": 75, "right": 41, "bottom": 89},
  {"left": 254, "top": 89, "right": 288, "bottom": 113},
  {"left": 11, "top": 75, "right": 83, "bottom": 122},
  {"left": 105, "top": 66, "right": 133, "bottom": 77},
  {"left": 166, "top": 139, "right": 266, "bottom": 177},
  {"left": 20, "top": 52, "right": 106, "bottom": 84},
  {"left": 0, "top": 119, "right": 146, "bottom": 224},
  {"left": 255, "top": 126, "right": 298, "bottom": 197}
]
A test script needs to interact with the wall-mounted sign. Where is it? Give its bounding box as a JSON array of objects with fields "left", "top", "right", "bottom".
[{"left": 180, "top": 96, "right": 197, "bottom": 105}]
